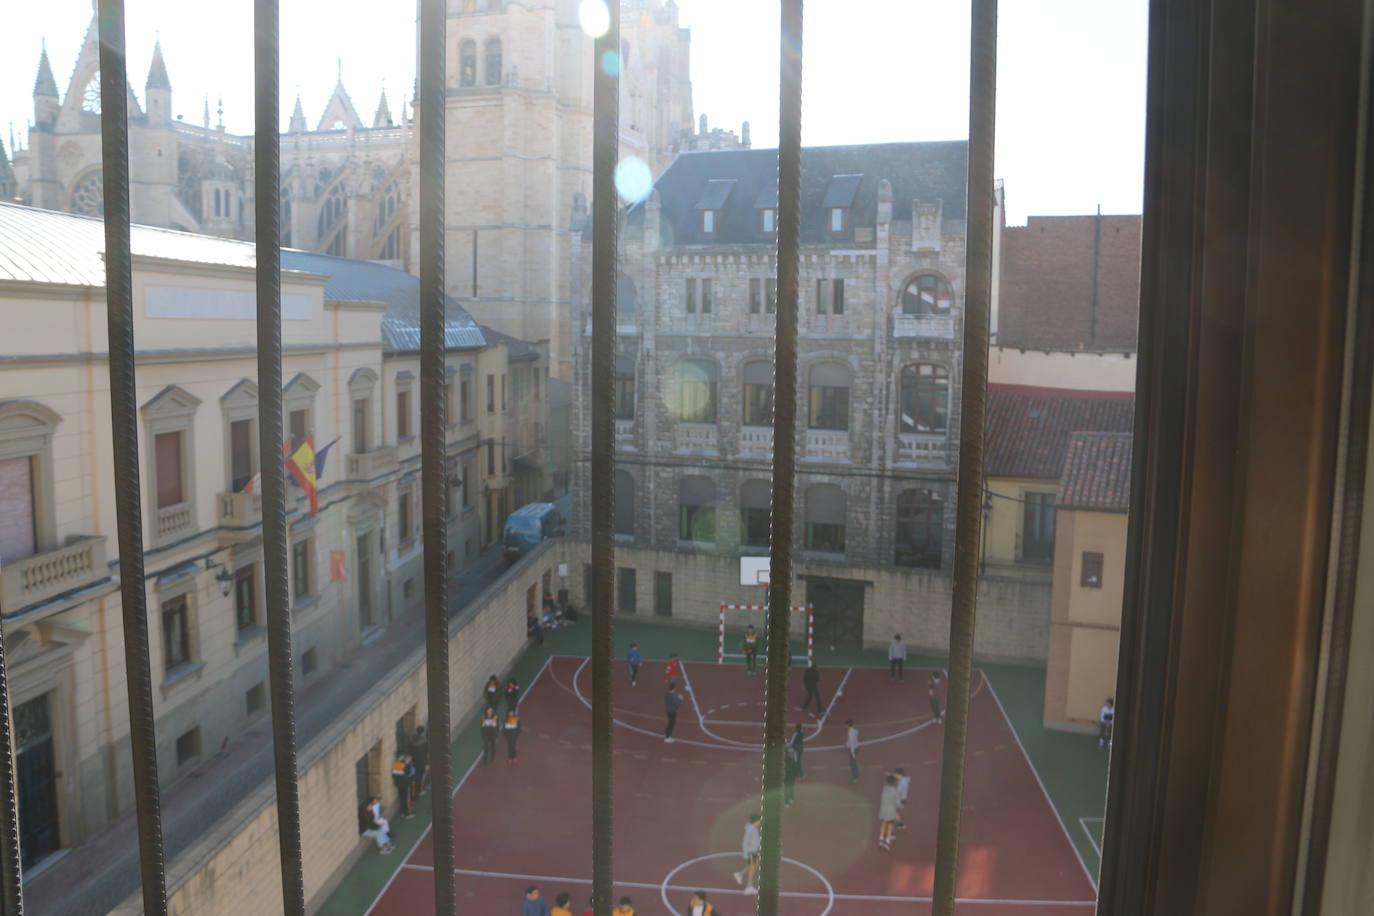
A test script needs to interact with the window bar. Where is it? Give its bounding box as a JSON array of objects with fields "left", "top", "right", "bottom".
[
  {"left": 418, "top": 0, "right": 456, "bottom": 911},
  {"left": 589, "top": 0, "right": 621, "bottom": 911},
  {"left": 253, "top": 0, "right": 307, "bottom": 910},
  {"left": 758, "top": 1, "right": 804, "bottom": 912},
  {"left": 930, "top": 0, "right": 997, "bottom": 912},
  {"left": 0, "top": 625, "right": 24, "bottom": 914},
  {"left": 95, "top": 1, "right": 169, "bottom": 910}
]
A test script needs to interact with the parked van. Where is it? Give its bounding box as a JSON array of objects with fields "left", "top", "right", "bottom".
[{"left": 502, "top": 502, "right": 565, "bottom": 560}]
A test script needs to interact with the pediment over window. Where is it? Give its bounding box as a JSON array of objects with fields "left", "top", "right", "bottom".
[
  {"left": 220, "top": 378, "right": 259, "bottom": 409},
  {"left": 283, "top": 373, "right": 321, "bottom": 398},
  {"left": 141, "top": 385, "right": 201, "bottom": 420},
  {"left": 348, "top": 367, "right": 378, "bottom": 395},
  {"left": 0, "top": 400, "right": 63, "bottom": 460}
]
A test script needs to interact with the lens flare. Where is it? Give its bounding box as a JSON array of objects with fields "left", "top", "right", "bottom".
[
  {"left": 578, "top": 0, "right": 610, "bottom": 38},
  {"left": 614, "top": 157, "right": 653, "bottom": 204},
  {"left": 600, "top": 50, "right": 621, "bottom": 77}
]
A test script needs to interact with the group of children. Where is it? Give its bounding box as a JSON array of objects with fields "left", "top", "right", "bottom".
[
  {"left": 357, "top": 724, "right": 433, "bottom": 853},
  {"left": 521, "top": 888, "right": 637, "bottom": 916},
  {"left": 481, "top": 674, "right": 525, "bottom": 764}
]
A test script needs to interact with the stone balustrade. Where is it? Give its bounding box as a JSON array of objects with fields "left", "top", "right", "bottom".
[{"left": 1, "top": 536, "right": 108, "bottom": 615}]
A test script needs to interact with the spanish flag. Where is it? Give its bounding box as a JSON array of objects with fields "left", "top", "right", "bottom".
[{"left": 287, "top": 437, "right": 318, "bottom": 514}]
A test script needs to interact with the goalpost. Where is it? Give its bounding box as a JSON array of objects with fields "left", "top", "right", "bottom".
[{"left": 717, "top": 604, "right": 815, "bottom": 666}]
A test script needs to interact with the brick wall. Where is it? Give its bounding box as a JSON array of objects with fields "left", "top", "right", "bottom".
[
  {"left": 998, "top": 214, "right": 1141, "bottom": 352},
  {"left": 109, "top": 541, "right": 574, "bottom": 916}
]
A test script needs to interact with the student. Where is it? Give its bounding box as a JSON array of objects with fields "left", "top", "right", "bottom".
[
  {"left": 846, "top": 719, "right": 860, "bottom": 783},
  {"left": 664, "top": 680, "right": 683, "bottom": 743},
  {"left": 480, "top": 707, "right": 500, "bottom": 765},
  {"left": 483, "top": 675, "right": 501, "bottom": 711},
  {"left": 664, "top": 652, "right": 682, "bottom": 685},
  {"left": 1099, "top": 697, "right": 1115, "bottom": 749},
  {"left": 686, "top": 891, "right": 714, "bottom": 916},
  {"left": 503, "top": 709, "right": 523, "bottom": 763},
  {"left": 582, "top": 896, "right": 595, "bottom": 916},
  {"left": 888, "top": 634, "right": 907, "bottom": 681},
  {"left": 612, "top": 896, "right": 635, "bottom": 916},
  {"left": 732, "top": 812, "right": 762, "bottom": 894},
  {"left": 784, "top": 743, "right": 800, "bottom": 807},
  {"left": 789, "top": 722, "right": 806, "bottom": 779},
  {"left": 627, "top": 643, "right": 642, "bottom": 686},
  {"left": 505, "top": 677, "right": 523, "bottom": 712},
  {"left": 928, "top": 670, "right": 945, "bottom": 724},
  {"left": 877, "top": 772, "right": 901, "bottom": 850},
  {"left": 358, "top": 796, "right": 394, "bottom": 854},
  {"left": 410, "top": 726, "right": 431, "bottom": 798},
  {"left": 551, "top": 892, "right": 573, "bottom": 916},
  {"left": 527, "top": 612, "right": 544, "bottom": 645},
  {"left": 800, "top": 663, "right": 823, "bottom": 715},
  {"left": 893, "top": 767, "right": 910, "bottom": 830},
  {"left": 391, "top": 753, "right": 414, "bottom": 817},
  {"left": 523, "top": 886, "right": 550, "bottom": 916},
  {"left": 742, "top": 624, "right": 760, "bottom": 674}
]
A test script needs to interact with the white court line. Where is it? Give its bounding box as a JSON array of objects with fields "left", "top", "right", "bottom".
[
  {"left": 813, "top": 666, "right": 854, "bottom": 733},
  {"left": 984, "top": 677, "right": 1099, "bottom": 892},
  {"left": 398, "top": 862, "right": 1096, "bottom": 906},
  {"left": 364, "top": 655, "right": 554, "bottom": 916},
  {"left": 1078, "top": 817, "right": 1104, "bottom": 857}
]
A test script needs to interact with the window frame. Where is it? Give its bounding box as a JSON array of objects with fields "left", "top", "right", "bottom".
[
  {"left": 484, "top": 36, "right": 502, "bottom": 86},
  {"left": 395, "top": 371, "right": 414, "bottom": 441},
  {"left": 1022, "top": 491, "right": 1057, "bottom": 563},
  {"left": 348, "top": 368, "right": 377, "bottom": 455},
  {"left": 140, "top": 388, "right": 196, "bottom": 545},
  {"left": 803, "top": 484, "right": 847, "bottom": 554},
  {"left": 1081, "top": 550, "right": 1105, "bottom": 588},
  {"left": 807, "top": 362, "right": 851, "bottom": 431},
  {"left": 900, "top": 272, "right": 955, "bottom": 316},
  {"left": 221, "top": 379, "right": 260, "bottom": 494},
  {"left": 899, "top": 363, "right": 951, "bottom": 434},
  {"left": 676, "top": 359, "right": 719, "bottom": 425},
  {"left": 894, "top": 488, "right": 944, "bottom": 569},
  {"left": 459, "top": 38, "right": 477, "bottom": 87}
]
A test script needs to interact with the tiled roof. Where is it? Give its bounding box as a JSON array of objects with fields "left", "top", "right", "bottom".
[
  {"left": 626, "top": 141, "right": 969, "bottom": 247},
  {"left": 477, "top": 324, "right": 540, "bottom": 361},
  {"left": 1057, "top": 432, "right": 1133, "bottom": 511},
  {"left": 985, "top": 385, "right": 1135, "bottom": 479}
]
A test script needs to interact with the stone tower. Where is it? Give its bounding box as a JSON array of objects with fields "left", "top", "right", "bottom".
[{"left": 413, "top": 0, "right": 694, "bottom": 378}]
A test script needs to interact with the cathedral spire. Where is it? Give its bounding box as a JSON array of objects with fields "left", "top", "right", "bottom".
[
  {"left": 146, "top": 40, "right": 171, "bottom": 90},
  {"left": 203, "top": 94, "right": 210, "bottom": 128},
  {"left": 34, "top": 42, "right": 58, "bottom": 98},
  {"left": 372, "top": 89, "right": 393, "bottom": 128},
  {"left": 289, "top": 93, "right": 306, "bottom": 133}
]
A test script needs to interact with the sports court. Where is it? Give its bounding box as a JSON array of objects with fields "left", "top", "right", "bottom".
[{"left": 363, "top": 653, "right": 1098, "bottom": 915}]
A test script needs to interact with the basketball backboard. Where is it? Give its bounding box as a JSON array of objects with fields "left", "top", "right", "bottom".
[{"left": 739, "top": 556, "right": 770, "bottom": 587}]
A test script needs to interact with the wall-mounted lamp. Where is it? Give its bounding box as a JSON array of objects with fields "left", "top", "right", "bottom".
[{"left": 204, "top": 558, "right": 235, "bottom": 598}]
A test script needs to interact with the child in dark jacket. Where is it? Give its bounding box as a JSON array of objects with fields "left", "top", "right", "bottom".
[
  {"left": 505, "top": 677, "right": 523, "bottom": 711},
  {"left": 482, "top": 675, "right": 501, "bottom": 711},
  {"left": 503, "top": 710, "right": 522, "bottom": 762},
  {"left": 480, "top": 707, "right": 500, "bottom": 765}
]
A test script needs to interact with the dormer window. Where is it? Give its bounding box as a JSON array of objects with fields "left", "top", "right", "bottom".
[
  {"left": 822, "top": 173, "right": 861, "bottom": 238},
  {"left": 760, "top": 208, "right": 776, "bottom": 233},
  {"left": 695, "top": 179, "right": 735, "bottom": 239},
  {"left": 829, "top": 207, "right": 847, "bottom": 234},
  {"left": 701, "top": 209, "right": 717, "bottom": 235}
]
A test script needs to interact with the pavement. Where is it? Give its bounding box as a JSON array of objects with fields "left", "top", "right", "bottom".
[{"left": 26, "top": 542, "right": 513, "bottom": 916}]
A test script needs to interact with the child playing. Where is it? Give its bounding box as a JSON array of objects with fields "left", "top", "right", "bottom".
[
  {"left": 627, "top": 643, "right": 642, "bottom": 686},
  {"left": 686, "top": 891, "right": 714, "bottom": 916},
  {"left": 664, "top": 652, "right": 682, "bottom": 685},
  {"left": 483, "top": 675, "right": 501, "bottom": 711},
  {"left": 358, "top": 796, "right": 394, "bottom": 854},
  {"left": 551, "top": 892, "right": 573, "bottom": 916},
  {"left": 733, "top": 812, "right": 762, "bottom": 894},
  {"left": 612, "top": 896, "right": 635, "bottom": 916},
  {"left": 480, "top": 707, "right": 500, "bottom": 765},
  {"left": 894, "top": 767, "right": 911, "bottom": 830},
  {"left": 878, "top": 772, "right": 901, "bottom": 850},
  {"left": 503, "top": 709, "right": 523, "bottom": 763},
  {"left": 742, "top": 625, "right": 760, "bottom": 674}
]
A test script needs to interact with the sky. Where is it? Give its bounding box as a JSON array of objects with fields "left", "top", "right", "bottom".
[{"left": 0, "top": 0, "right": 1148, "bottom": 226}]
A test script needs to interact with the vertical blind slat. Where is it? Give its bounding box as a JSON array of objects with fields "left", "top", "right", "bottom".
[
  {"left": 253, "top": 0, "right": 307, "bottom": 909},
  {"left": 930, "top": 0, "right": 998, "bottom": 912},
  {"left": 590, "top": 1, "right": 621, "bottom": 911},
  {"left": 758, "top": 2, "right": 805, "bottom": 912},
  {"left": 95, "top": 1, "right": 169, "bottom": 910},
  {"left": 418, "top": 0, "right": 455, "bottom": 912}
]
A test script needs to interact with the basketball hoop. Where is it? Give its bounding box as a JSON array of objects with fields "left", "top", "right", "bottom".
[{"left": 739, "top": 556, "right": 770, "bottom": 589}]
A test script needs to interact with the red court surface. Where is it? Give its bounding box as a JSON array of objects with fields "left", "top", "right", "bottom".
[{"left": 367, "top": 656, "right": 1097, "bottom": 915}]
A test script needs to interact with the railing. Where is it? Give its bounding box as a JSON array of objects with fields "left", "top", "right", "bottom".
[
  {"left": 897, "top": 431, "right": 949, "bottom": 465},
  {"left": 614, "top": 419, "right": 636, "bottom": 451},
  {"left": 738, "top": 425, "right": 773, "bottom": 456},
  {"left": 156, "top": 501, "right": 194, "bottom": 541},
  {"left": 218, "top": 491, "right": 263, "bottom": 527},
  {"left": 892, "top": 311, "right": 957, "bottom": 339},
  {"left": 805, "top": 428, "right": 850, "bottom": 462},
  {"left": 344, "top": 444, "right": 399, "bottom": 480},
  {"left": 673, "top": 422, "right": 720, "bottom": 454},
  {"left": 0, "top": 536, "right": 108, "bottom": 615}
]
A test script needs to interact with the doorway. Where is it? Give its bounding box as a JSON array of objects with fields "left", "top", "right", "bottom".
[
  {"left": 357, "top": 531, "right": 373, "bottom": 630},
  {"left": 806, "top": 577, "right": 866, "bottom": 652},
  {"left": 15, "top": 692, "right": 59, "bottom": 871}
]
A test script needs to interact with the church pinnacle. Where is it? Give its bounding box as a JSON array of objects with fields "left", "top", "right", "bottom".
[
  {"left": 146, "top": 40, "right": 171, "bottom": 90},
  {"left": 34, "top": 41, "right": 59, "bottom": 98},
  {"left": 289, "top": 93, "right": 307, "bottom": 133},
  {"left": 373, "top": 89, "right": 393, "bottom": 128}
]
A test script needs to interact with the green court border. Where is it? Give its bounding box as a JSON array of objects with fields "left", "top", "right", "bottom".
[{"left": 319, "top": 618, "right": 1108, "bottom": 913}]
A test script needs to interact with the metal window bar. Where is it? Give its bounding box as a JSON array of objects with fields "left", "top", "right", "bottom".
[
  {"left": 0, "top": 624, "right": 23, "bottom": 914},
  {"left": 95, "top": 1, "right": 169, "bottom": 912}
]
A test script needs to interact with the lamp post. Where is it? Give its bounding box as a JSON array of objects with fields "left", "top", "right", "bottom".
[{"left": 204, "top": 557, "right": 235, "bottom": 597}]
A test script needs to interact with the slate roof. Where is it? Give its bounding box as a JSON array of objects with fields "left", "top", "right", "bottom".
[
  {"left": 984, "top": 384, "right": 1135, "bottom": 480},
  {"left": 477, "top": 324, "right": 540, "bottom": 361},
  {"left": 626, "top": 141, "right": 969, "bottom": 248},
  {"left": 1057, "top": 432, "right": 1133, "bottom": 511}
]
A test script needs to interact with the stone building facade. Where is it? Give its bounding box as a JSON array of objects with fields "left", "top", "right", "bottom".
[{"left": 570, "top": 142, "right": 980, "bottom": 647}]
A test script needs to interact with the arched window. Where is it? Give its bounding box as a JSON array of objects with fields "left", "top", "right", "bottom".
[
  {"left": 676, "top": 359, "right": 718, "bottom": 424},
  {"left": 740, "top": 480, "right": 772, "bottom": 549},
  {"left": 618, "top": 274, "right": 639, "bottom": 315},
  {"left": 213, "top": 188, "right": 222, "bottom": 218},
  {"left": 808, "top": 362, "right": 850, "bottom": 430},
  {"left": 614, "top": 354, "right": 636, "bottom": 421},
  {"left": 485, "top": 38, "right": 502, "bottom": 86},
  {"left": 805, "top": 484, "right": 846, "bottom": 553},
  {"left": 899, "top": 364, "right": 949, "bottom": 433},
  {"left": 678, "top": 476, "right": 717, "bottom": 543},
  {"left": 614, "top": 470, "right": 635, "bottom": 537},
  {"left": 380, "top": 227, "right": 401, "bottom": 260},
  {"left": 69, "top": 171, "right": 104, "bottom": 217},
  {"left": 900, "top": 273, "right": 954, "bottom": 315},
  {"left": 742, "top": 360, "right": 774, "bottom": 427},
  {"left": 460, "top": 40, "right": 477, "bottom": 87},
  {"left": 895, "top": 489, "right": 943, "bottom": 568}
]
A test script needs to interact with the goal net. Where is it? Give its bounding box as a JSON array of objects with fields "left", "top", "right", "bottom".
[{"left": 717, "top": 604, "right": 815, "bottom": 666}]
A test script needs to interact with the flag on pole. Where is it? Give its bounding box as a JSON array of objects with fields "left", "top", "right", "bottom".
[
  {"left": 314, "top": 436, "right": 341, "bottom": 481},
  {"left": 329, "top": 550, "right": 347, "bottom": 582},
  {"left": 287, "top": 436, "right": 319, "bottom": 514},
  {"left": 239, "top": 471, "right": 261, "bottom": 494}
]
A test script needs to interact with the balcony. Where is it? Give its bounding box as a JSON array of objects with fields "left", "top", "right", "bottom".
[
  {"left": 673, "top": 423, "right": 719, "bottom": 455},
  {"left": 805, "top": 429, "right": 851, "bottom": 463},
  {"left": 218, "top": 491, "right": 263, "bottom": 528},
  {"left": 1, "top": 536, "right": 109, "bottom": 614},
  {"left": 738, "top": 425, "right": 773, "bottom": 457},
  {"left": 156, "top": 501, "right": 194, "bottom": 542},
  {"left": 897, "top": 432, "right": 949, "bottom": 466},
  {"left": 892, "top": 312, "right": 956, "bottom": 339},
  {"left": 614, "top": 419, "right": 636, "bottom": 451},
  {"left": 345, "top": 445, "right": 399, "bottom": 481}
]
